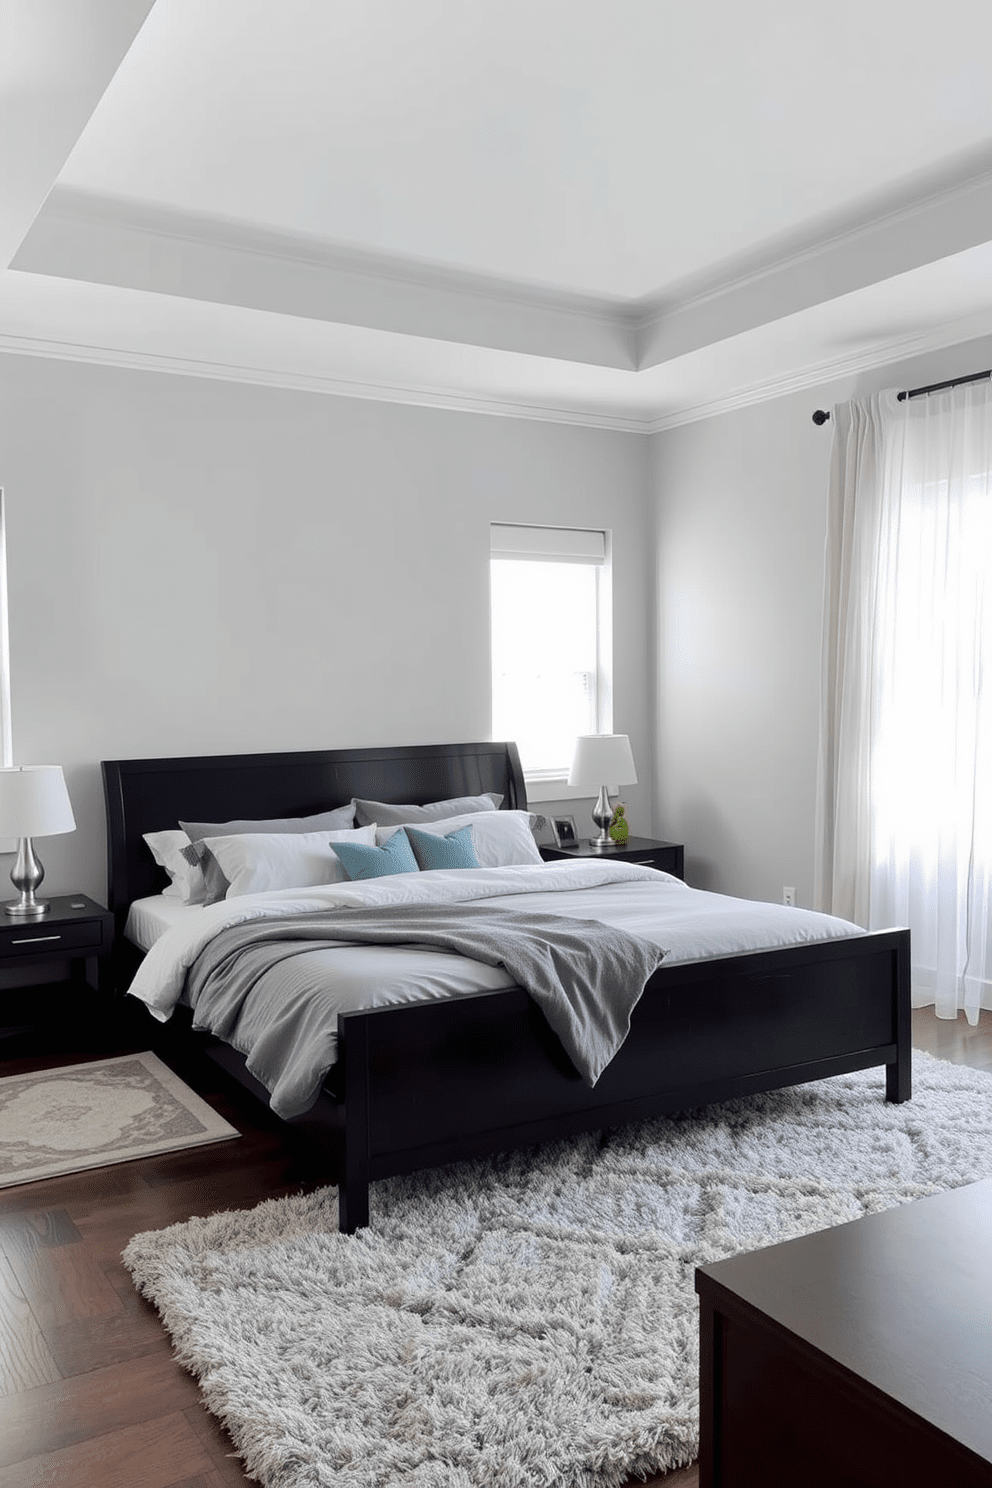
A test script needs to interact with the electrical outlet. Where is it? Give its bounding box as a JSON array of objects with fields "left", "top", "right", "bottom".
[{"left": 783, "top": 886, "right": 796, "bottom": 907}]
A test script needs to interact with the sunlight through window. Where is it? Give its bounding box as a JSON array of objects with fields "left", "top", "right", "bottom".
[{"left": 490, "top": 525, "right": 610, "bottom": 778}]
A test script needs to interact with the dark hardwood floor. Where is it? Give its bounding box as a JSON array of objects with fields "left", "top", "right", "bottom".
[{"left": 1, "top": 1001, "right": 989, "bottom": 1487}]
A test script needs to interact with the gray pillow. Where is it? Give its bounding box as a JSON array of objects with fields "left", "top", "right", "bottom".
[
  {"left": 351, "top": 792, "right": 503, "bottom": 828},
  {"left": 180, "top": 804, "right": 356, "bottom": 904}
]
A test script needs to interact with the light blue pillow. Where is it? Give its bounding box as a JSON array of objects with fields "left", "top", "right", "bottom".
[
  {"left": 406, "top": 824, "right": 481, "bottom": 872},
  {"left": 330, "top": 826, "right": 419, "bottom": 880}
]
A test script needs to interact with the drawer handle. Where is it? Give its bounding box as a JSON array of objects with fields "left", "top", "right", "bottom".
[{"left": 11, "top": 934, "right": 63, "bottom": 944}]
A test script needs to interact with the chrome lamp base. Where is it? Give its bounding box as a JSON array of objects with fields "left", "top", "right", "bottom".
[
  {"left": 5, "top": 836, "right": 50, "bottom": 917},
  {"left": 587, "top": 785, "right": 614, "bottom": 851}
]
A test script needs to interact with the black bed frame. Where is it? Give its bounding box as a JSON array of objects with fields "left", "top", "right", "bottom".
[{"left": 102, "top": 740, "right": 911, "bottom": 1233}]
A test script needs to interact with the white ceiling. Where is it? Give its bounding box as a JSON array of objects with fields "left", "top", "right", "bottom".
[{"left": 5, "top": 0, "right": 992, "bottom": 429}]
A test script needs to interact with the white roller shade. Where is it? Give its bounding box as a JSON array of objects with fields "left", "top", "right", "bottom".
[{"left": 490, "top": 524, "right": 606, "bottom": 564}]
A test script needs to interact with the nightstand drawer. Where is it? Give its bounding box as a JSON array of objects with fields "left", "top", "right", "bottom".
[
  {"left": 0, "top": 918, "right": 107, "bottom": 958},
  {"left": 629, "top": 847, "right": 682, "bottom": 875}
]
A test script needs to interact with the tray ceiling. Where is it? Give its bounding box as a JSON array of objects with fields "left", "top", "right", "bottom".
[{"left": 5, "top": 0, "right": 992, "bottom": 429}]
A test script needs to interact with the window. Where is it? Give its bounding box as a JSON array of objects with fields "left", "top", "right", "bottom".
[{"left": 490, "top": 523, "right": 611, "bottom": 779}]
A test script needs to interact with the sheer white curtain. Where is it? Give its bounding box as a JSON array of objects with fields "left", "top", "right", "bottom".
[{"left": 815, "top": 381, "right": 992, "bottom": 1024}]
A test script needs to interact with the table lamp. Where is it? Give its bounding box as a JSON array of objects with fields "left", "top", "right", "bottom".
[
  {"left": 567, "top": 734, "right": 637, "bottom": 850},
  {"left": 0, "top": 765, "right": 76, "bottom": 917}
]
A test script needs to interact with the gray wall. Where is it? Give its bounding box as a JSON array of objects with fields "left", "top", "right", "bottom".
[
  {"left": 650, "top": 331, "right": 992, "bottom": 905},
  {"left": 0, "top": 354, "right": 651, "bottom": 902},
  {"left": 6, "top": 323, "right": 991, "bottom": 915}
]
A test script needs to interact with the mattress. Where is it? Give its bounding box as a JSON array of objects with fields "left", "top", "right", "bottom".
[{"left": 126, "top": 894, "right": 204, "bottom": 951}]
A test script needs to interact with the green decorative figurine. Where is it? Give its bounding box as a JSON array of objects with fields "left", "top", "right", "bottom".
[{"left": 608, "top": 802, "right": 629, "bottom": 844}]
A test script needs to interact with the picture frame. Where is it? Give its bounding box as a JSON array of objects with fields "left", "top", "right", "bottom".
[
  {"left": 529, "top": 812, "right": 561, "bottom": 849},
  {"left": 552, "top": 814, "right": 578, "bottom": 847}
]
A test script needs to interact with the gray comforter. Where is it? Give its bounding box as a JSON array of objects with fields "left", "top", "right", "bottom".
[{"left": 184, "top": 903, "right": 669, "bottom": 1115}]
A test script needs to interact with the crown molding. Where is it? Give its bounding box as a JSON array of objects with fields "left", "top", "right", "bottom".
[
  {"left": 0, "top": 331, "right": 652, "bottom": 433},
  {"left": 7, "top": 178, "right": 992, "bottom": 438},
  {"left": 634, "top": 158, "right": 992, "bottom": 373},
  {"left": 35, "top": 188, "right": 634, "bottom": 328},
  {"left": 3, "top": 298, "right": 991, "bottom": 438},
  {"left": 22, "top": 167, "right": 992, "bottom": 400},
  {"left": 644, "top": 308, "right": 992, "bottom": 432},
  {"left": 46, "top": 150, "right": 992, "bottom": 341},
  {"left": 634, "top": 153, "right": 992, "bottom": 339},
  {"left": 17, "top": 191, "right": 635, "bottom": 371}
]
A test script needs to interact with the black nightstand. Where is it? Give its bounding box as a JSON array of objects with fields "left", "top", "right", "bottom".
[
  {"left": 0, "top": 893, "right": 115, "bottom": 1044},
  {"left": 539, "top": 836, "right": 684, "bottom": 879}
]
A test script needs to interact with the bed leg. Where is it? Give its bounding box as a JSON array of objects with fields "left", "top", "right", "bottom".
[
  {"left": 886, "top": 1053, "right": 911, "bottom": 1104},
  {"left": 886, "top": 931, "right": 912, "bottom": 1104},
  {"left": 338, "top": 1173, "right": 369, "bottom": 1235},
  {"left": 338, "top": 1010, "right": 371, "bottom": 1233}
]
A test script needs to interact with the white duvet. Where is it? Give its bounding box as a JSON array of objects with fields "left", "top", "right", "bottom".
[{"left": 128, "top": 859, "right": 865, "bottom": 1025}]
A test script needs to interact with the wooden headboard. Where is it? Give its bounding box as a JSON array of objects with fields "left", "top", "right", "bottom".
[{"left": 102, "top": 739, "right": 527, "bottom": 939}]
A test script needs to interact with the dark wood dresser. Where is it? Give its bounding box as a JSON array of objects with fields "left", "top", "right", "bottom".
[{"left": 695, "top": 1178, "right": 992, "bottom": 1486}]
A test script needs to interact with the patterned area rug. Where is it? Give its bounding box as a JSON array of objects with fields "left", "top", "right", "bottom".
[
  {"left": 124, "top": 1052, "right": 992, "bottom": 1488},
  {"left": 0, "top": 1051, "right": 238, "bottom": 1187}
]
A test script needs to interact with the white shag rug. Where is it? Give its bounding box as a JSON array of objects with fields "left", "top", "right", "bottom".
[{"left": 124, "top": 1052, "right": 992, "bottom": 1488}]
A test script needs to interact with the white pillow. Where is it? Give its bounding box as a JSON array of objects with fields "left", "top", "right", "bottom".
[
  {"left": 143, "top": 829, "right": 204, "bottom": 904},
  {"left": 201, "top": 825, "right": 377, "bottom": 899},
  {"left": 376, "top": 811, "right": 542, "bottom": 868}
]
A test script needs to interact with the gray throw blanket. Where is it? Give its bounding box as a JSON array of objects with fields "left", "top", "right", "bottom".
[{"left": 185, "top": 903, "right": 668, "bottom": 1102}]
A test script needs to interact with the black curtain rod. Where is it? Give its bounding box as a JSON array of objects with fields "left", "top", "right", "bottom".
[{"left": 811, "top": 366, "right": 992, "bottom": 424}]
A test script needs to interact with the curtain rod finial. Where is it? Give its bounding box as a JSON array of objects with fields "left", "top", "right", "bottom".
[{"left": 812, "top": 409, "right": 831, "bottom": 425}]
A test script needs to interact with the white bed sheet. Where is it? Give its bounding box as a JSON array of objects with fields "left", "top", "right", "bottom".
[{"left": 127, "top": 894, "right": 204, "bottom": 951}]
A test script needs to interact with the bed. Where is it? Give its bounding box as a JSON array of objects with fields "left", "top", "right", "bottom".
[{"left": 102, "top": 740, "right": 911, "bottom": 1233}]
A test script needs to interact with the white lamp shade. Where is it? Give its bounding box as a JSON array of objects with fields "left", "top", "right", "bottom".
[
  {"left": 568, "top": 734, "right": 637, "bottom": 789},
  {"left": 0, "top": 765, "right": 76, "bottom": 837}
]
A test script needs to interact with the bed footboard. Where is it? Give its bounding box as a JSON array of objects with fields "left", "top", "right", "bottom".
[{"left": 336, "top": 927, "right": 911, "bottom": 1233}]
